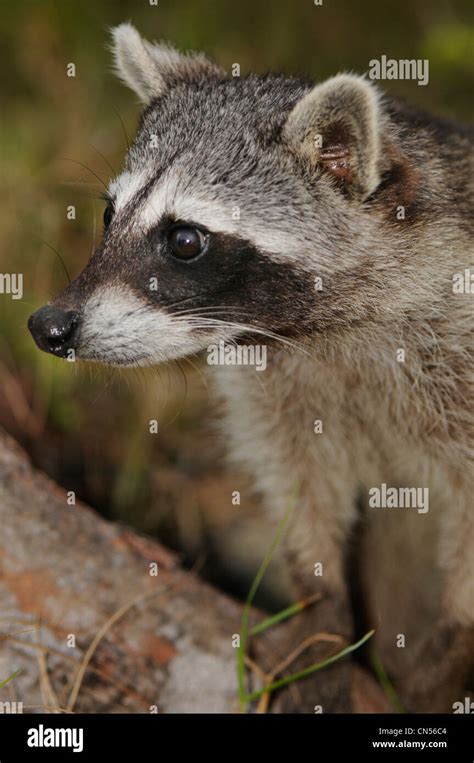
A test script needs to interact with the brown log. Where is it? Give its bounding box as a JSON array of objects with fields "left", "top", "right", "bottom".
[
  {"left": 0, "top": 427, "right": 251, "bottom": 713},
  {"left": 0, "top": 428, "right": 389, "bottom": 714}
]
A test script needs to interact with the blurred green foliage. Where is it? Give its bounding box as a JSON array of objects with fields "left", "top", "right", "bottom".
[{"left": 0, "top": 0, "right": 472, "bottom": 548}]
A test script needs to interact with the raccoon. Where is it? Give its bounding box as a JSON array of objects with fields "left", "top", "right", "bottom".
[{"left": 28, "top": 23, "right": 473, "bottom": 713}]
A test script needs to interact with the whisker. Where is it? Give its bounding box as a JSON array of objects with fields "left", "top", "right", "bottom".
[
  {"left": 90, "top": 204, "right": 97, "bottom": 259},
  {"left": 88, "top": 144, "right": 116, "bottom": 178},
  {"left": 182, "top": 355, "right": 209, "bottom": 392},
  {"left": 61, "top": 158, "right": 108, "bottom": 192},
  {"left": 113, "top": 107, "right": 130, "bottom": 152},
  {"left": 162, "top": 359, "right": 187, "bottom": 426},
  {"left": 169, "top": 316, "right": 309, "bottom": 355},
  {"left": 161, "top": 294, "right": 215, "bottom": 311},
  {"left": 170, "top": 306, "right": 251, "bottom": 317},
  {"left": 34, "top": 236, "right": 71, "bottom": 287}
]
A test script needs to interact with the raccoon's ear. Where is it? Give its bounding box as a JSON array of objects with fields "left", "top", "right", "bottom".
[
  {"left": 111, "top": 23, "right": 224, "bottom": 104},
  {"left": 284, "top": 74, "right": 382, "bottom": 199}
]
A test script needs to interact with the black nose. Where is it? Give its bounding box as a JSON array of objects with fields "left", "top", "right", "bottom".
[{"left": 28, "top": 305, "right": 80, "bottom": 357}]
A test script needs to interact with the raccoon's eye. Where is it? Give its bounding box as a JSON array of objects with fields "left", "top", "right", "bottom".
[
  {"left": 168, "top": 226, "right": 207, "bottom": 260},
  {"left": 103, "top": 202, "right": 114, "bottom": 230}
]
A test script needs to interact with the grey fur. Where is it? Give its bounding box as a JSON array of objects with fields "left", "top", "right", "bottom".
[{"left": 28, "top": 24, "right": 473, "bottom": 713}]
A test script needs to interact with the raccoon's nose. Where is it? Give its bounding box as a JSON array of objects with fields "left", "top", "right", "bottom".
[{"left": 28, "top": 305, "right": 81, "bottom": 357}]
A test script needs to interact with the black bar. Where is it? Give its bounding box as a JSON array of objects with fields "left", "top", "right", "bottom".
[{"left": 0, "top": 713, "right": 472, "bottom": 760}]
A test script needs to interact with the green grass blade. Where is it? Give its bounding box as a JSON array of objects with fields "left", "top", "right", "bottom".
[
  {"left": 237, "top": 497, "right": 296, "bottom": 710},
  {"left": 370, "top": 648, "right": 405, "bottom": 713},
  {"left": 0, "top": 669, "right": 21, "bottom": 689},
  {"left": 243, "top": 629, "right": 375, "bottom": 702},
  {"left": 249, "top": 600, "right": 307, "bottom": 636}
]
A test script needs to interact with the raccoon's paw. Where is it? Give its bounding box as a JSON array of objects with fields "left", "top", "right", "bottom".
[
  {"left": 246, "top": 616, "right": 352, "bottom": 712},
  {"left": 395, "top": 622, "right": 474, "bottom": 713},
  {"left": 270, "top": 662, "right": 391, "bottom": 714},
  {"left": 272, "top": 658, "right": 353, "bottom": 714},
  {"left": 247, "top": 611, "right": 391, "bottom": 714}
]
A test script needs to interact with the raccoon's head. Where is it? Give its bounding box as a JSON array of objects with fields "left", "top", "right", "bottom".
[{"left": 29, "top": 23, "right": 391, "bottom": 366}]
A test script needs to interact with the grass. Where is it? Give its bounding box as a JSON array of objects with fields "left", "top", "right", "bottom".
[
  {"left": 0, "top": 668, "right": 21, "bottom": 689},
  {"left": 243, "top": 630, "right": 375, "bottom": 704},
  {"left": 370, "top": 648, "right": 406, "bottom": 713},
  {"left": 236, "top": 496, "right": 376, "bottom": 712},
  {"left": 249, "top": 596, "right": 321, "bottom": 637},
  {"left": 236, "top": 498, "right": 295, "bottom": 708}
]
